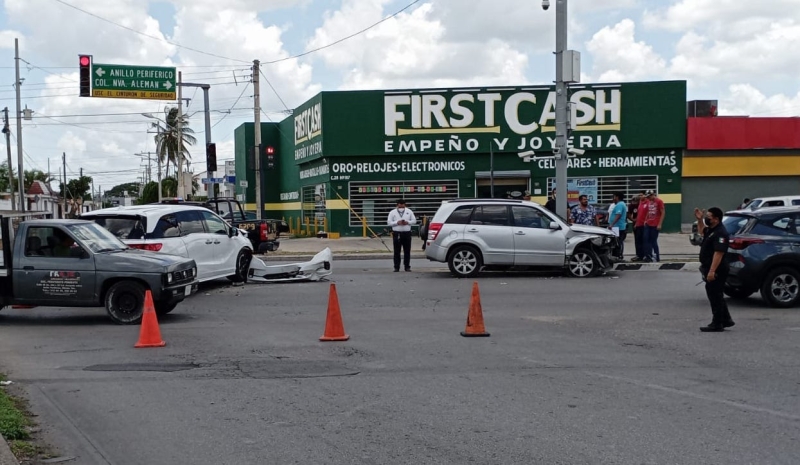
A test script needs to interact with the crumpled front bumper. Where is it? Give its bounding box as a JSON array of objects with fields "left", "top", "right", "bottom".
[{"left": 247, "top": 248, "right": 333, "bottom": 283}]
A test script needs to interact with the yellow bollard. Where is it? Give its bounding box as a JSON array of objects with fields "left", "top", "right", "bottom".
[
  {"left": 323, "top": 217, "right": 328, "bottom": 234},
  {"left": 314, "top": 217, "right": 319, "bottom": 235},
  {"left": 362, "top": 217, "right": 367, "bottom": 237},
  {"left": 305, "top": 217, "right": 310, "bottom": 236}
]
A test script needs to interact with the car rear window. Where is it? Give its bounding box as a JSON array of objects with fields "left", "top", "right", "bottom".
[
  {"left": 445, "top": 206, "right": 474, "bottom": 224},
  {"left": 722, "top": 215, "right": 750, "bottom": 236},
  {"left": 86, "top": 215, "right": 146, "bottom": 240}
]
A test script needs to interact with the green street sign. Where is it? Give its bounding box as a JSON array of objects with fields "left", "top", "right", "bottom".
[{"left": 91, "top": 63, "right": 176, "bottom": 100}]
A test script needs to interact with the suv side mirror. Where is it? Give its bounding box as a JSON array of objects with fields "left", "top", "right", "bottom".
[
  {"left": 549, "top": 222, "right": 560, "bottom": 230},
  {"left": 228, "top": 227, "right": 235, "bottom": 238}
]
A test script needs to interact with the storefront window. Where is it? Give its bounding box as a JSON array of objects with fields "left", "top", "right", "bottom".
[
  {"left": 548, "top": 176, "right": 658, "bottom": 208},
  {"left": 302, "top": 184, "right": 327, "bottom": 224},
  {"left": 348, "top": 180, "right": 460, "bottom": 226}
]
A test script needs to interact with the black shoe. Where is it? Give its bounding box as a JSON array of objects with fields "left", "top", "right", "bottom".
[
  {"left": 722, "top": 320, "right": 735, "bottom": 328},
  {"left": 630, "top": 257, "right": 643, "bottom": 262},
  {"left": 405, "top": 267, "right": 411, "bottom": 272},
  {"left": 394, "top": 268, "right": 400, "bottom": 272},
  {"left": 700, "top": 324, "right": 725, "bottom": 332}
]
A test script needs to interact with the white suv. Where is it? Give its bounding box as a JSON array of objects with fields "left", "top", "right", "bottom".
[
  {"left": 425, "top": 199, "right": 617, "bottom": 278},
  {"left": 81, "top": 205, "right": 253, "bottom": 282}
]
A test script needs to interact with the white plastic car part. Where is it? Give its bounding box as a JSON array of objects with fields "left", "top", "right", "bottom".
[{"left": 247, "top": 248, "right": 333, "bottom": 283}]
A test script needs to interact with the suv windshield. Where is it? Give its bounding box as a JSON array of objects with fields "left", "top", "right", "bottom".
[{"left": 66, "top": 223, "right": 128, "bottom": 253}]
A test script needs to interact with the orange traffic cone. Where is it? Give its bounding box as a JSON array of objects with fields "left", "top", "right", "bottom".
[
  {"left": 320, "top": 283, "right": 350, "bottom": 342},
  {"left": 461, "top": 281, "right": 490, "bottom": 337},
  {"left": 134, "top": 290, "right": 166, "bottom": 348}
]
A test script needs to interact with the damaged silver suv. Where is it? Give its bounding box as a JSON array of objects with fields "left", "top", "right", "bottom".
[{"left": 425, "top": 199, "right": 616, "bottom": 278}]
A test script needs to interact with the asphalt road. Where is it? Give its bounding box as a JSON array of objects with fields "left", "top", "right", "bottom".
[{"left": 1, "top": 261, "right": 799, "bottom": 464}]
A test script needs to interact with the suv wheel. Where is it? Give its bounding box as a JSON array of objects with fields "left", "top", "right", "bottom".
[
  {"left": 567, "top": 248, "right": 599, "bottom": 278},
  {"left": 105, "top": 281, "right": 146, "bottom": 325},
  {"left": 228, "top": 248, "right": 253, "bottom": 283},
  {"left": 760, "top": 267, "right": 800, "bottom": 308},
  {"left": 448, "top": 245, "right": 482, "bottom": 278}
]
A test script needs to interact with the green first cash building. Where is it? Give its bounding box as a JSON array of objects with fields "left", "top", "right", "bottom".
[{"left": 234, "top": 80, "right": 687, "bottom": 236}]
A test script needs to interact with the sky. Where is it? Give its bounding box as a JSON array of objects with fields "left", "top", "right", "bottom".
[{"left": 0, "top": 0, "right": 798, "bottom": 193}]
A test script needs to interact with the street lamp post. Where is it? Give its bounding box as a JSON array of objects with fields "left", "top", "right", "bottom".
[{"left": 544, "top": 0, "right": 580, "bottom": 216}]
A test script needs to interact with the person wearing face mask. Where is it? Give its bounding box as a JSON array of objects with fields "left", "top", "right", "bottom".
[
  {"left": 694, "top": 206, "right": 735, "bottom": 332},
  {"left": 387, "top": 199, "right": 417, "bottom": 272}
]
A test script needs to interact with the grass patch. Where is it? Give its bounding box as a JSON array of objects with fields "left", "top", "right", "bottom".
[
  {"left": 9, "top": 439, "right": 38, "bottom": 458},
  {"left": 0, "top": 385, "right": 30, "bottom": 441}
]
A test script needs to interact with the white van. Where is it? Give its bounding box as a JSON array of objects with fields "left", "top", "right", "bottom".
[{"left": 740, "top": 196, "right": 800, "bottom": 211}]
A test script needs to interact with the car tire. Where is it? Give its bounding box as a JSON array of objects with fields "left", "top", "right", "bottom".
[
  {"left": 567, "top": 248, "right": 600, "bottom": 278},
  {"left": 154, "top": 301, "right": 178, "bottom": 316},
  {"left": 447, "top": 245, "right": 482, "bottom": 278},
  {"left": 228, "top": 248, "right": 253, "bottom": 283},
  {"left": 723, "top": 286, "right": 755, "bottom": 300},
  {"left": 760, "top": 267, "right": 800, "bottom": 308},
  {"left": 105, "top": 281, "right": 146, "bottom": 325}
]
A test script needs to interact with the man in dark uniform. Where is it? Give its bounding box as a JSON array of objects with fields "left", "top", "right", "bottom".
[{"left": 694, "top": 206, "right": 735, "bottom": 332}]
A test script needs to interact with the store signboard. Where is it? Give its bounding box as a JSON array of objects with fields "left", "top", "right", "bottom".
[{"left": 313, "top": 81, "right": 687, "bottom": 157}]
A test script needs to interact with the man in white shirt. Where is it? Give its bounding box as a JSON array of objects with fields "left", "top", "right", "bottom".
[{"left": 387, "top": 199, "right": 417, "bottom": 272}]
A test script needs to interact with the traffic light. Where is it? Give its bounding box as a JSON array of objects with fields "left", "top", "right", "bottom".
[
  {"left": 79, "top": 55, "right": 92, "bottom": 97},
  {"left": 206, "top": 143, "right": 217, "bottom": 173},
  {"left": 265, "top": 145, "right": 276, "bottom": 170}
]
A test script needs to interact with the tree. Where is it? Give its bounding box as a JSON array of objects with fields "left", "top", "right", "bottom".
[
  {"left": 60, "top": 175, "right": 93, "bottom": 201},
  {"left": 106, "top": 182, "right": 141, "bottom": 198},
  {"left": 139, "top": 181, "right": 159, "bottom": 205},
  {"left": 0, "top": 163, "right": 55, "bottom": 194},
  {"left": 154, "top": 107, "right": 196, "bottom": 178}
]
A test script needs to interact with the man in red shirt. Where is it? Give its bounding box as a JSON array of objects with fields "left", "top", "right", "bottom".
[
  {"left": 642, "top": 190, "right": 665, "bottom": 262},
  {"left": 629, "top": 191, "right": 647, "bottom": 261}
]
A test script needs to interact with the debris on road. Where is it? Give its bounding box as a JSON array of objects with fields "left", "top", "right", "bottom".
[{"left": 248, "top": 248, "right": 333, "bottom": 283}]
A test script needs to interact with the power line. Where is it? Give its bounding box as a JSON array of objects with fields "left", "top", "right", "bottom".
[
  {"left": 259, "top": 69, "right": 290, "bottom": 112},
  {"left": 262, "top": 0, "right": 424, "bottom": 65},
  {"left": 19, "top": 58, "right": 78, "bottom": 83},
  {"left": 52, "top": 0, "right": 251, "bottom": 64},
  {"left": 212, "top": 83, "right": 250, "bottom": 128}
]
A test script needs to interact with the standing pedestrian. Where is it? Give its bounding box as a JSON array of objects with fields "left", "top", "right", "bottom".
[
  {"left": 738, "top": 198, "right": 751, "bottom": 209},
  {"left": 694, "top": 207, "right": 734, "bottom": 332},
  {"left": 569, "top": 195, "right": 598, "bottom": 226},
  {"left": 629, "top": 191, "right": 647, "bottom": 261},
  {"left": 608, "top": 192, "right": 628, "bottom": 259},
  {"left": 545, "top": 189, "right": 557, "bottom": 213},
  {"left": 387, "top": 199, "right": 416, "bottom": 272},
  {"left": 642, "top": 190, "right": 665, "bottom": 262}
]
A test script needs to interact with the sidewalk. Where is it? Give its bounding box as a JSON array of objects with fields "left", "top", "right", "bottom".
[{"left": 269, "top": 233, "right": 699, "bottom": 261}]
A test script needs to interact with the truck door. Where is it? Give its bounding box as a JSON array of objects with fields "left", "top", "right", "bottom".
[{"left": 13, "top": 226, "right": 97, "bottom": 305}]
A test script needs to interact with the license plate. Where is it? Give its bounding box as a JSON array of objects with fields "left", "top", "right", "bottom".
[{"left": 184, "top": 286, "right": 192, "bottom": 297}]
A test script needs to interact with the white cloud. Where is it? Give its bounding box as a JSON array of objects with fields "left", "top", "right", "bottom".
[
  {"left": 308, "top": 1, "right": 529, "bottom": 89},
  {"left": 585, "top": 19, "right": 666, "bottom": 82},
  {"left": 720, "top": 84, "right": 800, "bottom": 117}
]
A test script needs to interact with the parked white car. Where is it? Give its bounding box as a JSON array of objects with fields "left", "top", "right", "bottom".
[
  {"left": 740, "top": 196, "right": 800, "bottom": 211},
  {"left": 81, "top": 204, "right": 253, "bottom": 282}
]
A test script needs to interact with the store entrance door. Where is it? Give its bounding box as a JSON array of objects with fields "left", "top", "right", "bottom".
[{"left": 476, "top": 177, "right": 529, "bottom": 199}]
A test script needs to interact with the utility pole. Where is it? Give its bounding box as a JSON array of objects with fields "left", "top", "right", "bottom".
[
  {"left": 175, "top": 82, "right": 211, "bottom": 199},
  {"left": 176, "top": 71, "right": 184, "bottom": 199},
  {"left": 91, "top": 178, "right": 95, "bottom": 210},
  {"left": 62, "top": 152, "right": 67, "bottom": 218},
  {"left": 3, "top": 107, "right": 14, "bottom": 210},
  {"left": 550, "top": 0, "right": 580, "bottom": 217},
  {"left": 14, "top": 38, "right": 25, "bottom": 212},
  {"left": 202, "top": 86, "right": 213, "bottom": 200},
  {"left": 253, "top": 59, "right": 262, "bottom": 220}
]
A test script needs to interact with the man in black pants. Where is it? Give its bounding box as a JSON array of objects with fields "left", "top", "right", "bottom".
[
  {"left": 387, "top": 199, "right": 417, "bottom": 272},
  {"left": 694, "top": 206, "right": 735, "bottom": 332}
]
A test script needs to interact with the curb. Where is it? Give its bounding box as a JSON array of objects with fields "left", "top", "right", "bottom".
[
  {"left": 0, "top": 436, "right": 19, "bottom": 465},
  {"left": 613, "top": 262, "right": 700, "bottom": 272},
  {"left": 264, "top": 253, "right": 701, "bottom": 271}
]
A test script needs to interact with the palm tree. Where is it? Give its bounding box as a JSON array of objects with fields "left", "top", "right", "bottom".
[{"left": 153, "top": 107, "right": 196, "bottom": 179}]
